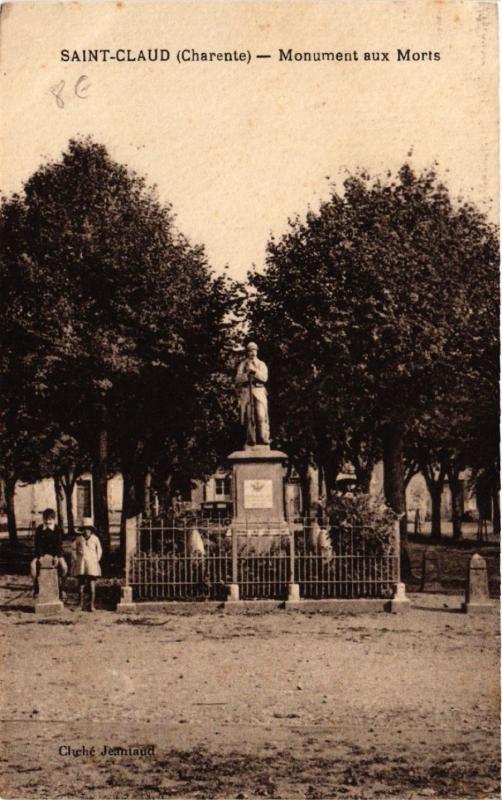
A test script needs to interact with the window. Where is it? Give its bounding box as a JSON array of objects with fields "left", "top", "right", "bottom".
[
  {"left": 215, "top": 477, "right": 231, "bottom": 497},
  {"left": 76, "top": 479, "right": 92, "bottom": 520}
]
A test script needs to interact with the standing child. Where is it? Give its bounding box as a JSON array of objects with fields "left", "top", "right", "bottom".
[{"left": 75, "top": 518, "right": 103, "bottom": 612}]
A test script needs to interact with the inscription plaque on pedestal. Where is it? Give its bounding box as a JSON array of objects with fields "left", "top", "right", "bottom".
[
  {"left": 228, "top": 448, "right": 288, "bottom": 525},
  {"left": 244, "top": 479, "right": 273, "bottom": 509}
]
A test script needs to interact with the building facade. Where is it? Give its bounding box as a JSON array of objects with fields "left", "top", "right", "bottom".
[
  {"left": 7, "top": 462, "right": 482, "bottom": 534},
  {"left": 11, "top": 473, "right": 123, "bottom": 532}
]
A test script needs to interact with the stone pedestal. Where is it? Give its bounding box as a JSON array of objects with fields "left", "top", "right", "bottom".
[
  {"left": 35, "top": 555, "right": 63, "bottom": 615},
  {"left": 227, "top": 445, "right": 290, "bottom": 601},
  {"left": 462, "top": 553, "right": 492, "bottom": 613},
  {"left": 228, "top": 445, "right": 288, "bottom": 530}
]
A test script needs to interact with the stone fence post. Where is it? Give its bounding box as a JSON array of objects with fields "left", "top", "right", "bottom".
[
  {"left": 287, "top": 530, "right": 300, "bottom": 602},
  {"left": 390, "top": 516, "right": 410, "bottom": 613},
  {"left": 227, "top": 527, "right": 240, "bottom": 601},
  {"left": 116, "top": 515, "right": 140, "bottom": 611}
]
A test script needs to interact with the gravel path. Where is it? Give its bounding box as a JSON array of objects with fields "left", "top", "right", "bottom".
[{"left": 0, "top": 578, "right": 499, "bottom": 799}]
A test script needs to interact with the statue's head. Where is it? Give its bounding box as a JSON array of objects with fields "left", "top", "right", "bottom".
[{"left": 246, "top": 341, "right": 258, "bottom": 356}]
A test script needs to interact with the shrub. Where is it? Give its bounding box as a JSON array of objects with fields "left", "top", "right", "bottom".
[{"left": 325, "top": 491, "right": 397, "bottom": 556}]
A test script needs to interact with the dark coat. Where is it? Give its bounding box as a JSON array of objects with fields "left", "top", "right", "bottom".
[{"left": 34, "top": 525, "right": 64, "bottom": 558}]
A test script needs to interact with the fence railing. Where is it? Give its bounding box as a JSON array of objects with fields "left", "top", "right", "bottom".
[
  {"left": 127, "top": 518, "right": 398, "bottom": 602},
  {"left": 131, "top": 525, "right": 232, "bottom": 601},
  {"left": 294, "top": 524, "right": 396, "bottom": 599}
]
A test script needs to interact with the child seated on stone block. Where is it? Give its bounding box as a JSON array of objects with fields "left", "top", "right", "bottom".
[{"left": 30, "top": 508, "right": 68, "bottom": 599}]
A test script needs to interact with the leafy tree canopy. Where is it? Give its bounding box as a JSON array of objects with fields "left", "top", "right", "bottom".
[
  {"left": 248, "top": 164, "right": 499, "bottom": 514},
  {"left": 1, "top": 138, "right": 240, "bottom": 540}
]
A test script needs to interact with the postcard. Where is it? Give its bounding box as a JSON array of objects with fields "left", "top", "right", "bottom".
[{"left": 1, "top": 1, "right": 499, "bottom": 798}]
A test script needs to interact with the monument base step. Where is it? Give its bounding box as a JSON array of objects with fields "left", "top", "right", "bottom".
[
  {"left": 116, "top": 598, "right": 395, "bottom": 614},
  {"left": 223, "top": 600, "right": 284, "bottom": 613},
  {"left": 285, "top": 598, "right": 392, "bottom": 613},
  {"left": 34, "top": 601, "right": 64, "bottom": 615},
  {"left": 116, "top": 601, "right": 225, "bottom": 614},
  {"left": 461, "top": 601, "right": 494, "bottom": 614}
]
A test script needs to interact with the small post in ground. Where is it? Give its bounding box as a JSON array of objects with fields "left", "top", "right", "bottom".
[
  {"left": 390, "top": 517, "right": 410, "bottom": 613},
  {"left": 462, "top": 553, "right": 493, "bottom": 613},
  {"left": 287, "top": 530, "right": 300, "bottom": 602},
  {"left": 227, "top": 526, "right": 240, "bottom": 601},
  {"left": 117, "top": 515, "right": 140, "bottom": 611}
]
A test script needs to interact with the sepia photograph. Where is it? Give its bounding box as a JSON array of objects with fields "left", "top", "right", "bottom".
[{"left": 0, "top": 1, "right": 499, "bottom": 798}]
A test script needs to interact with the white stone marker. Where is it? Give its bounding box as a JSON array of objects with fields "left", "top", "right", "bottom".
[{"left": 462, "top": 553, "right": 493, "bottom": 614}]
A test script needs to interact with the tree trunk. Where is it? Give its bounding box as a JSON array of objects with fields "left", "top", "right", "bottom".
[
  {"left": 404, "top": 461, "right": 419, "bottom": 488},
  {"left": 492, "top": 487, "right": 500, "bottom": 535},
  {"left": 61, "top": 473, "right": 76, "bottom": 537},
  {"left": 430, "top": 486, "right": 442, "bottom": 541},
  {"left": 5, "top": 477, "right": 17, "bottom": 546},
  {"left": 120, "top": 470, "right": 144, "bottom": 542},
  {"left": 0, "top": 477, "right": 6, "bottom": 511},
  {"left": 120, "top": 472, "right": 133, "bottom": 558},
  {"left": 354, "top": 461, "right": 374, "bottom": 494},
  {"left": 93, "top": 404, "right": 110, "bottom": 552},
  {"left": 318, "top": 442, "right": 344, "bottom": 501},
  {"left": 297, "top": 461, "right": 312, "bottom": 518},
  {"left": 322, "top": 463, "right": 336, "bottom": 499},
  {"left": 54, "top": 475, "right": 65, "bottom": 533},
  {"left": 144, "top": 469, "right": 152, "bottom": 518},
  {"left": 300, "top": 474, "right": 311, "bottom": 518},
  {"left": 382, "top": 423, "right": 407, "bottom": 540},
  {"left": 420, "top": 457, "right": 447, "bottom": 543},
  {"left": 476, "top": 483, "right": 491, "bottom": 521},
  {"left": 155, "top": 474, "right": 172, "bottom": 517},
  {"left": 351, "top": 443, "right": 376, "bottom": 494},
  {"left": 449, "top": 471, "right": 463, "bottom": 541},
  {"left": 318, "top": 463, "right": 325, "bottom": 500}
]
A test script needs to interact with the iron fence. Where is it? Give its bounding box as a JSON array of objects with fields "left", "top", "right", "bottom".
[
  {"left": 294, "top": 524, "right": 396, "bottom": 599},
  {"left": 128, "top": 517, "right": 398, "bottom": 602},
  {"left": 235, "top": 529, "right": 291, "bottom": 600},
  {"left": 131, "top": 520, "right": 232, "bottom": 601}
]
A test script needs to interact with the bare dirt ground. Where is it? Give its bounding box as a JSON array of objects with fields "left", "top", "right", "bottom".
[{"left": 0, "top": 578, "right": 499, "bottom": 800}]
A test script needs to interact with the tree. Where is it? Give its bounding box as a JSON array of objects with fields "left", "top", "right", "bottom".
[
  {"left": 405, "top": 400, "right": 474, "bottom": 542},
  {"left": 461, "top": 246, "right": 500, "bottom": 534},
  {"left": 114, "top": 358, "right": 237, "bottom": 542},
  {"left": 44, "top": 434, "right": 91, "bottom": 536},
  {"left": 1, "top": 138, "right": 239, "bottom": 550},
  {"left": 0, "top": 410, "right": 48, "bottom": 544},
  {"left": 0, "top": 195, "right": 61, "bottom": 542},
  {"left": 405, "top": 418, "right": 449, "bottom": 541},
  {"left": 248, "top": 165, "right": 499, "bottom": 532}
]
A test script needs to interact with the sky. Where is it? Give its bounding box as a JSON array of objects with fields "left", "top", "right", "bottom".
[{"left": 1, "top": 0, "right": 499, "bottom": 281}]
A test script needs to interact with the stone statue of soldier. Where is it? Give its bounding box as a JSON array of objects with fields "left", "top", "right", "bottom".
[{"left": 235, "top": 342, "right": 270, "bottom": 446}]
